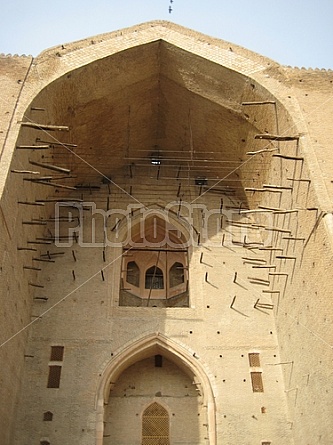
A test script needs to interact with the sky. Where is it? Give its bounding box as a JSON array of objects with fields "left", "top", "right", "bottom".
[{"left": 0, "top": 0, "right": 332, "bottom": 69}]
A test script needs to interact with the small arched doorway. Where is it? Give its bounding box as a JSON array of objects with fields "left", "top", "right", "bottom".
[{"left": 142, "top": 402, "right": 170, "bottom": 445}]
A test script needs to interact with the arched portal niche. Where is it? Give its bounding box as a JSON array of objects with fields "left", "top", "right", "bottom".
[
  {"left": 104, "top": 356, "right": 200, "bottom": 444},
  {"left": 95, "top": 333, "right": 216, "bottom": 445}
]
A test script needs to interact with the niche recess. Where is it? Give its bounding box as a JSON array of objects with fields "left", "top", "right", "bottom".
[{"left": 120, "top": 214, "right": 189, "bottom": 307}]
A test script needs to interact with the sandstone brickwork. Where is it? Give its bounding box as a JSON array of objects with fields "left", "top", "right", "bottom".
[{"left": 0, "top": 21, "right": 332, "bottom": 445}]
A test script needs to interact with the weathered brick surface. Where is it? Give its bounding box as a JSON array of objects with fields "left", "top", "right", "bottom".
[{"left": 0, "top": 21, "right": 332, "bottom": 445}]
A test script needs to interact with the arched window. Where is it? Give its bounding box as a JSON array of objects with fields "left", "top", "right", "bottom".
[
  {"left": 126, "top": 261, "right": 140, "bottom": 287},
  {"left": 169, "top": 262, "right": 184, "bottom": 288},
  {"left": 142, "top": 402, "right": 170, "bottom": 445},
  {"left": 145, "top": 266, "right": 164, "bottom": 289}
]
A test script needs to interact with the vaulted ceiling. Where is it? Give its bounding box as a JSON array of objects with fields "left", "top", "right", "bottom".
[{"left": 22, "top": 39, "right": 277, "bottom": 204}]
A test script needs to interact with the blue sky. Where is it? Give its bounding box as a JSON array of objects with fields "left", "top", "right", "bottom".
[{"left": 1, "top": 0, "right": 332, "bottom": 68}]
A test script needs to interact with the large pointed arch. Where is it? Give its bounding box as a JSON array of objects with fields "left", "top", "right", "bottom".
[
  {"left": 117, "top": 206, "right": 191, "bottom": 307},
  {"left": 95, "top": 332, "right": 217, "bottom": 445},
  {"left": 1, "top": 21, "right": 320, "bottom": 208}
]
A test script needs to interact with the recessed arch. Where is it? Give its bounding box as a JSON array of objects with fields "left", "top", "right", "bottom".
[
  {"left": 95, "top": 333, "right": 216, "bottom": 445},
  {"left": 1, "top": 21, "right": 315, "bottom": 212},
  {"left": 119, "top": 209, "right": 190, "bottom": 306}
]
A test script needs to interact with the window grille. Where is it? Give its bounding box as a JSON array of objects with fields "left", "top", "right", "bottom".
[
  {"left": 47, "top": 366, "right": 62, "bottom": 388},
  {"left": 43, "top": 411, "right": 53, "bottom": 421},
  {"left": 251, "top": 372, "right": 264, "bottom": 392},
  {"left": 169, "top": 262, "right": 184, "bottom": 288},
  {"left": 50, "top": 346, "right": 64, "bottom": 361},
  {"left": 142, "top": 402, "right": 170, "bottom": 445},
  {"left": 126, "top": 261, "right": 140, "bottom": 287},
  {"left": 248, "top": 352, "right": 260, "bottom": 367},
  {"left": 145, "top": 266, "right": 164, "bottom": 289}
]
